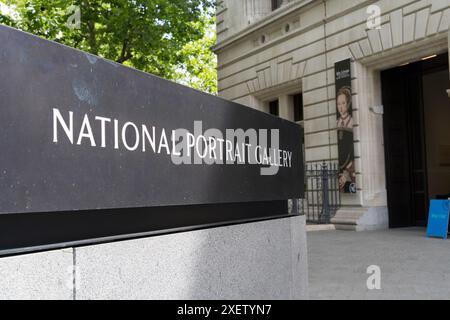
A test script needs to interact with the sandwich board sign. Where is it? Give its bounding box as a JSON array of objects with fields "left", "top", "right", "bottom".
[{"left": 426, "top": 200, "right": 450, "bottom": 239}]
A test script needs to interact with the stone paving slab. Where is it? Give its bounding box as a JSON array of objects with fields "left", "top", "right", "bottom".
[{"left": 307, "top": 228, "right": 450, "bottom": 300}]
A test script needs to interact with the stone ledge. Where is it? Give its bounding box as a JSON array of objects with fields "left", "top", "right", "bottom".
[
  {"left": 306, "top": 224, "right": 336, "bottom": 232},
  {"left": 331, "top": 206, "right": 389, "bottom": 232}
]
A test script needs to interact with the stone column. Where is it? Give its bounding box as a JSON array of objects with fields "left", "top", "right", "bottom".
[
  {"left": 330, "top": 61, "right": 389, "bottom": 231},
  {"left": 279, "top": 95, "right": 294, "bottom": 121}
]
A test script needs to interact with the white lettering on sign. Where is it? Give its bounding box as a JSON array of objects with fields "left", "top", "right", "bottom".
[{"left": 52, "top": 108, "right": 294, "bottom": 176}]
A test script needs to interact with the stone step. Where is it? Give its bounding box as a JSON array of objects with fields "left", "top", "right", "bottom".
[
  {"left": 332, "top": 208, "right": 365, "bottom": 219},
  {"left": 306, "top": 224, "right": 336, "bottom": 232},
  {"left": 331, "top": 217, "right": 358, "bottom": 225},
  {"left": 330, "top": 207, "right": 367, "bottom": 230},
  {"left": 334, "top": 224, "right": 359, "bottom": 231}
]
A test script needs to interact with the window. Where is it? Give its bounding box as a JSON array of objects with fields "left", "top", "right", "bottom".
[
  {"left": 269, "top": 100, "right": 279, "bottom": 117},
  {"left": 293, "top": 93, "right": 304, "bottom": 122},
  {"left": 272, "top": 0, "right": 283, "bottom": 11}
]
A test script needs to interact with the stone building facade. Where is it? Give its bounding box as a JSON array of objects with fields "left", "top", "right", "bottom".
[{"left": 214, "top": 0, "right": 450, "bottom": 230}]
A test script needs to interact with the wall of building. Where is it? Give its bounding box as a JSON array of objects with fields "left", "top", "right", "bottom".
[
  {"left": 216, "top": 0, "right": 300, "bottom": 43},
  {"left": 215, "top": 0, "right": 450, "bottom": 229},
  {"left": 0, "top": 215, "right": 308, "bottom": 300}
]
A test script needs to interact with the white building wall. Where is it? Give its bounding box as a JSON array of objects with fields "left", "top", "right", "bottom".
[{"left": 215, "top": 0, "right": 450, "bottom": 229}]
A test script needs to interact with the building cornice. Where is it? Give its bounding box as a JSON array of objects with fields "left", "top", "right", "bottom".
[{"left": 213, "top": 0, "right": 317, "bottom": 53}]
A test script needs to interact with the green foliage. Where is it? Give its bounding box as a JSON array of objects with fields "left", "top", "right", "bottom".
[
  {"left": 0, "top": 13, "right": 16, "bottom": 26},
  {"left": 0, "top": 0, "right": 217, "bottom": 94},
  {"left": 0, "top": 1, "right": 18, "bottom": 26},
  {"left": 174, "top": 15, "right": 217, "bottom": 94}
]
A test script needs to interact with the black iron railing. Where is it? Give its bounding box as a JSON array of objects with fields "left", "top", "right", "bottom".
[{"left": 301, "top": 162, "right": 341, "bottom": 224}]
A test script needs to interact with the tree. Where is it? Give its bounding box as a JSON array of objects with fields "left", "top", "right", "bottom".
[
  {"left": 0, "top": 0, "right": 217, "bottom": 94},
  {"left": 174, "top": 15, "right": 217, "bottom": 94}
]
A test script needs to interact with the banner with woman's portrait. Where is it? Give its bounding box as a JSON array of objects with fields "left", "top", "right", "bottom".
[{"left": 335, "top": 59, "right": 356, "bottom": 194}]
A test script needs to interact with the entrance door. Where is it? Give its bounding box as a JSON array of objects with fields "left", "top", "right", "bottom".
[{"left": 381, "top": 63, "right": 429, "bottom": 228}]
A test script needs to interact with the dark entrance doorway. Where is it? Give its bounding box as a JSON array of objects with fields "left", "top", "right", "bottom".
[{"left": 381, "top": 53, "right": 449, "bottom": 228}]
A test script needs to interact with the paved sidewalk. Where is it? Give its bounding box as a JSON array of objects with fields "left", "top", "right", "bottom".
[{"left": 307, "top": 228, "right": 450, "bottom": 300}]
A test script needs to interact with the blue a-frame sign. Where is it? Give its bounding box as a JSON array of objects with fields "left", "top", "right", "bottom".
[{"left": 427, "top": 200, "right": 450, "bottom": 239}]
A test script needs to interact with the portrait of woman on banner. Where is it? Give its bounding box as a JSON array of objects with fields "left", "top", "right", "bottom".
[{"left": 336, "top": 86, "right": 356, "bottom": 193}]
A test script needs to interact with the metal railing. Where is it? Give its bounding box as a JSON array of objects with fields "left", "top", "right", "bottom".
[{"left": 301, "top": 162, "right": 341, "bottom": 224}]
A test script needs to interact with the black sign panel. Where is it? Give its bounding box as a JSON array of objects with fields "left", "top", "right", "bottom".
[
  {"left": 0, "top": 25, "right": 303, "bottom": 214},
  {"left": 0, "top": 26, "right": 303, "bottom": 254}
]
